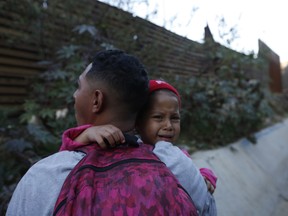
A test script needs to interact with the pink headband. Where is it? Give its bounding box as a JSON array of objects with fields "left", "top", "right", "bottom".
[{"left": 149, "top": 80, "right": 181, "bottom": 106}]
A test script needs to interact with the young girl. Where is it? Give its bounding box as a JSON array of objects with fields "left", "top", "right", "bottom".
[{"left": 60, "top": 80, "right": 217, "bottom": 215}]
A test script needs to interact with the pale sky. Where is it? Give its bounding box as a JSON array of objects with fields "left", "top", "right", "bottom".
[{"left": 100, "top": 0, "right": 288, "bottom": 63}]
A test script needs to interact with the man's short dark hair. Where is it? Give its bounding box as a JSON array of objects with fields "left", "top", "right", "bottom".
[{"left": 86, "top": 49, "right": 149, "bottom": 113}]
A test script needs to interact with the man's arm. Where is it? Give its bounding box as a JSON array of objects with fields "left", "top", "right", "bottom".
[{"left": 153, "top": 141, "right": 217, "bottom": 216}]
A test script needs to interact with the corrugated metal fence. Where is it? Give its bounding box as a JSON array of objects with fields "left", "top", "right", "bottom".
[{"left": 0, "top": 0, "right": 281, "bottom": 108}]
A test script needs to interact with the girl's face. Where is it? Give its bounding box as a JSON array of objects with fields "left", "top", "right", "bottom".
[{"left": 137, "top": 90, "right": 180, "bottom": 145}]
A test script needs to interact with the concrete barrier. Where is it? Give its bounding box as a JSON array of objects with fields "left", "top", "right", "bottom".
[{"left": 192, "top": 118, "right": 288, "bottom": 216}]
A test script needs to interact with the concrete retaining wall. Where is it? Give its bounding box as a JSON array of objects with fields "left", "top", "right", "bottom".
[{"left": 192, "top": 119, "right": 288, "bottom": 216}]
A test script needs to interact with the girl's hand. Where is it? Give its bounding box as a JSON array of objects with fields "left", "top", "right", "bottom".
[
  {"left": 75, "top": 125, "right": 125, "bottom": 148},
  {"left": 204, "top": 178, "right": 215, "bottom": 194}
]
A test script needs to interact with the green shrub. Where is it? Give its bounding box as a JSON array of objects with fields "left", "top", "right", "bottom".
[
  {"left": 179, "top": 75, "right": 274, "bottom": 148},
  {"left": 177, "top": 49, "right": 275, "bottom": 149},
  {"left": 0, "top": 108, "right": 59, "bottom": 213}
]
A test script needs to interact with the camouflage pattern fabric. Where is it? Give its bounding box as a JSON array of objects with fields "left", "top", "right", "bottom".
[{"left": 53, "top": 143, "right": 198, "bottom": 216}]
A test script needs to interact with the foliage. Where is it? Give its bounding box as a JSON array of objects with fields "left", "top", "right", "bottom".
[
  {"left": 0, "top": 107, "right": 59, "bottom": 213},
  {"left": 20, "top": 51, "right": 81, "bottom": 136},
  {"left": 177, "top": 46, "right": 276, "bottom": 149}
]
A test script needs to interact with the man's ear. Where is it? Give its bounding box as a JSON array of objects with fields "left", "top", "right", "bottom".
[{"left": 92, "top": 89, "right": 104, "bottom": 113}]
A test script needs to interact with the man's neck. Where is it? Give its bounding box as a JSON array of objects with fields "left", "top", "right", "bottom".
[{"left": 91, "top": 113, "right": 136, "bottom": 133}]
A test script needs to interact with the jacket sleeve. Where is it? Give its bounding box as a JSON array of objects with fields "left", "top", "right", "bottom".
[
  {"left": 182, "top": 149, "right": 218, "bottom": 189},
  {"left": 200, "top": 168, "right": 217, "bottom": 189},
  {"left": 6, "top": 151, "right": 85, "bottom": 216},
  {"left": 59, "top": 124, "right": 92, "bottom": 151},
  {"left": 153, "top": 141, "right": 217, "bottom": 216}
]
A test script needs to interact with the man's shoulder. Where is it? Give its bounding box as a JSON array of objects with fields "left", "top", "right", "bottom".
[
  {"left": 6, "top": 151, "right": 86, "bottom": 216},
  {"left": 22, "top": 150, "right": 85, "bottom": 181},
  {"left": 38, "top": 150, "right": 85, "bottom": 163}
]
